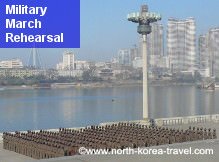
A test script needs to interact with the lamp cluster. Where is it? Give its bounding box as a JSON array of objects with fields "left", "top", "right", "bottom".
[{"left": 127, "top": 5, "right": 161, "bottom": 35}]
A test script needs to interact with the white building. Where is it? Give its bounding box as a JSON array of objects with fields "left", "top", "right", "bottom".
[
  {"left": 75, "top": 61, "right": 90, "bottom": 70},
  {"left": 137, "top": 23, "right": 164, "bottom": 70},
  {"left": 150, "top": 55, "right": 170, "bottom": 69},
  {"left": 56, "top": 51, "right": 75, "bottom": 70},
  {"left": 57, "top": 70, "right": 83, "bottom": 77},
  {"left": 95, "top": 62, "right": 106, "bottom": 68},
  {"left": 63, "top": 51, "right": 75, "bottom": 70},
  {"left": 118, "top": 48, "right": 138, "bottom": 66},
  {"left": 200, "top": 28, "right": 219, "bottom": 78},
  {"left": 132, "top": 57, "right": 143, "bottom": 69},
  {"left": 0, "top": 59, "right": 23, "bottom": 69},
  {"left": 208, "top": 28, "right": 219, "bottom": 78},
  {"left": 133, "top": 56, "right": 170, "bottom": 70},
  {"left": 148, "top": 23, "right": 164, "bottom": 63},
  {"left": 118, "top": 49, "right": 131, "bottom": 66},
  {"left": 167, "top": 18, "right": 196, "bottom": 73},
  {"left": 56, "top": 63, "right": 63, "bottom": 70},
  {"left": 198, "top": 35, "right": 210, "bottom": 77},
  {"left": 111, "top": 57, "right": 119, "bottom": 64}
]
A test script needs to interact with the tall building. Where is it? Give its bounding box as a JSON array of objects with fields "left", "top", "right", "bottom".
[
  {"left": 130, "top": 46, "right": 139, "bottom": 61},
  {"left": 138, "top": 23, "right": 164, "bottom": 68},
  {"left": 199, "top": 28, "right": 219, "bottom": 78},
  {"left": 118, "top": 48, "right": 138, "bottom": 66},
  {"left": 167, "top": 18, "right": 196, "bottom": 73},
  {"left": 198, "top": 35, "right": 210, "bottom": 77},
  {"left": 148, "top": 23, "right": 164, "bottom": 62},
  {"left": 118, "top": 49, "right": 131, "bottom": 66},
  {"left": 207, "top": 28, "right": 219, "bottom": 77},
  {"left": 148, "top": 23, "right": 164, "bottom": 68},
  {"left": 63, "top": 51, "right": 75, "bottom": 70},
  {"left": 56, "top": 51, "right": 75, "bottom": 70},
  {"left": 0, "top": 59, "right": 23, "bottom": 69}
]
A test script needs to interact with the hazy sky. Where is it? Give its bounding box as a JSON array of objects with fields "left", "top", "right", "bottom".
[{"left": 0, "top": 0, "right": 219, "bottom": 68}]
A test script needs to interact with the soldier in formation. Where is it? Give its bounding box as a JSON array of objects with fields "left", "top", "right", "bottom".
[{"left": 3, "top": 123, "right": 217, "bottom": 159}]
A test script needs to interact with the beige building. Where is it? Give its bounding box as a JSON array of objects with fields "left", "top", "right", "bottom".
[
  {"left": 0, "top": 69, "right": 45, "bottom": 78},
  {"left": 0, "top": 59, "right": 23, "bottom": 69}
]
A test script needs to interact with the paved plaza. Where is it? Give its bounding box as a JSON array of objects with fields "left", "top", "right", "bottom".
[{"left": 0, "top": 121, "right": 218, "bottom": 162}]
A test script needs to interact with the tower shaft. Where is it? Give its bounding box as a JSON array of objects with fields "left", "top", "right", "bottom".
[{"left": 142, "top": 35, "right": 148, "bottom": 119}]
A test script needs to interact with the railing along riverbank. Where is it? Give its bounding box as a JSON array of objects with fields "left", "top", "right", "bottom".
[
  {"left": 1, "top": 114, "right": 219, "bottom": 142},
  {"left": 155, "top": 114, "right": 219, "bottom": 126}
]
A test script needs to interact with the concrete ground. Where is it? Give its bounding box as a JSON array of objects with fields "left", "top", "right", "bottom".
[
  {"left": 0, "top": 143, "right": 33, "bottom": 162},
  {"left": 35, "top": 140, "right": 219, "bottom": 162},
  {"left": 0, "top": 121, "right": 219, "bottom": 162}
]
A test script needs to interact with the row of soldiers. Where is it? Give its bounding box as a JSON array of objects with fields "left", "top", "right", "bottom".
[{"left": 3, "top": 123, "right": 217, "bottom": 159}]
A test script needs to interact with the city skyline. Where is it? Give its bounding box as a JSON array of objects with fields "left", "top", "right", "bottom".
[{"left": 0, "top": 0, "right": 219, "bottom": 68}]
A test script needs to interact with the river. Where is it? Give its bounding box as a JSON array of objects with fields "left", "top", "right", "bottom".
[{"left": 0, "top": 85, "right": 218, "bottom": 132}]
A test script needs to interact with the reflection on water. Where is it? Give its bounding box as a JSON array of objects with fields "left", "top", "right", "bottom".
[{"left": 0, "top": 85, "right": 218, "bottom": 132}]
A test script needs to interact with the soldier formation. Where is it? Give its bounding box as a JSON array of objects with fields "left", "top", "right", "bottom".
[{"left": 3, "top": 123, "right": 217, "bottom": 159}]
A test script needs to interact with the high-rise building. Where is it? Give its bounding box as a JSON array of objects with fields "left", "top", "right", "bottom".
[
  {"left": 118, "top": 48, "right": 138, "bottom": 66},
  {"left": 118, "top": 49, "right": 131, "bottom": 66},
  {"left": 148, "top": 24, "right": 164, "bottom": 55},
  {"left": 0, "top": 59, "right": 23, "bottom": 69},
  {"left": 148, "top": 23, "right": 164, "bottom": 68},
  {"left": 207, "top": 28, "right": 219, "bottom": 77},
  {"left": 167, "top": 18, "right": 196, "bottom": 73},
  {"left": 138, "top": 23, "right": 164, "bottom": 68},
  {"left": 198, "top": 35, "right": 210, "bottom": 77},
  {"left": 130, "top": 46, "right": 139, "bottom": 61},
  {"left": 63, "top": 51, "right": 75, "bottom": 70},
  {"left": 56, "top": 51, "right": 75, "bottom": 70}
]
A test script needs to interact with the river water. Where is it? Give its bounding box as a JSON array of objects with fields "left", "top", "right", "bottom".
[{"left": 0, "top": 85, "right": 218, "bottom": 132}]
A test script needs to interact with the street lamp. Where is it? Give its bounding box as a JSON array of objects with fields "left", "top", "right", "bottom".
[{"left": 127, "top": 5, "right": 161, "bottom": 120}]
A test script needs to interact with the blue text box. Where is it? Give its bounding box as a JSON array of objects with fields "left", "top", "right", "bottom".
[{"left": 0, "top": 0, "right": 80, "bottom": 48}]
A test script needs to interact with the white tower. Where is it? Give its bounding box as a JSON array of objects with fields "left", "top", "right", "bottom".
[
  {"left": 28, "top": 48, "right": 42, "bottom": 69},
  {"left": 127, "top": 5, "right": 161, "bottom": 119}
]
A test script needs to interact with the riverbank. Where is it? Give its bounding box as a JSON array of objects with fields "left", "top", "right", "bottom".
[
  {"left": 0, "top": 81, "right": 141, "bottom": 90},
  {"left": 52, "top": 81, "right": 142, "bottom": 89},
  {"left": 0, "top": 80, "right": 197, "bottom": 90}
]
